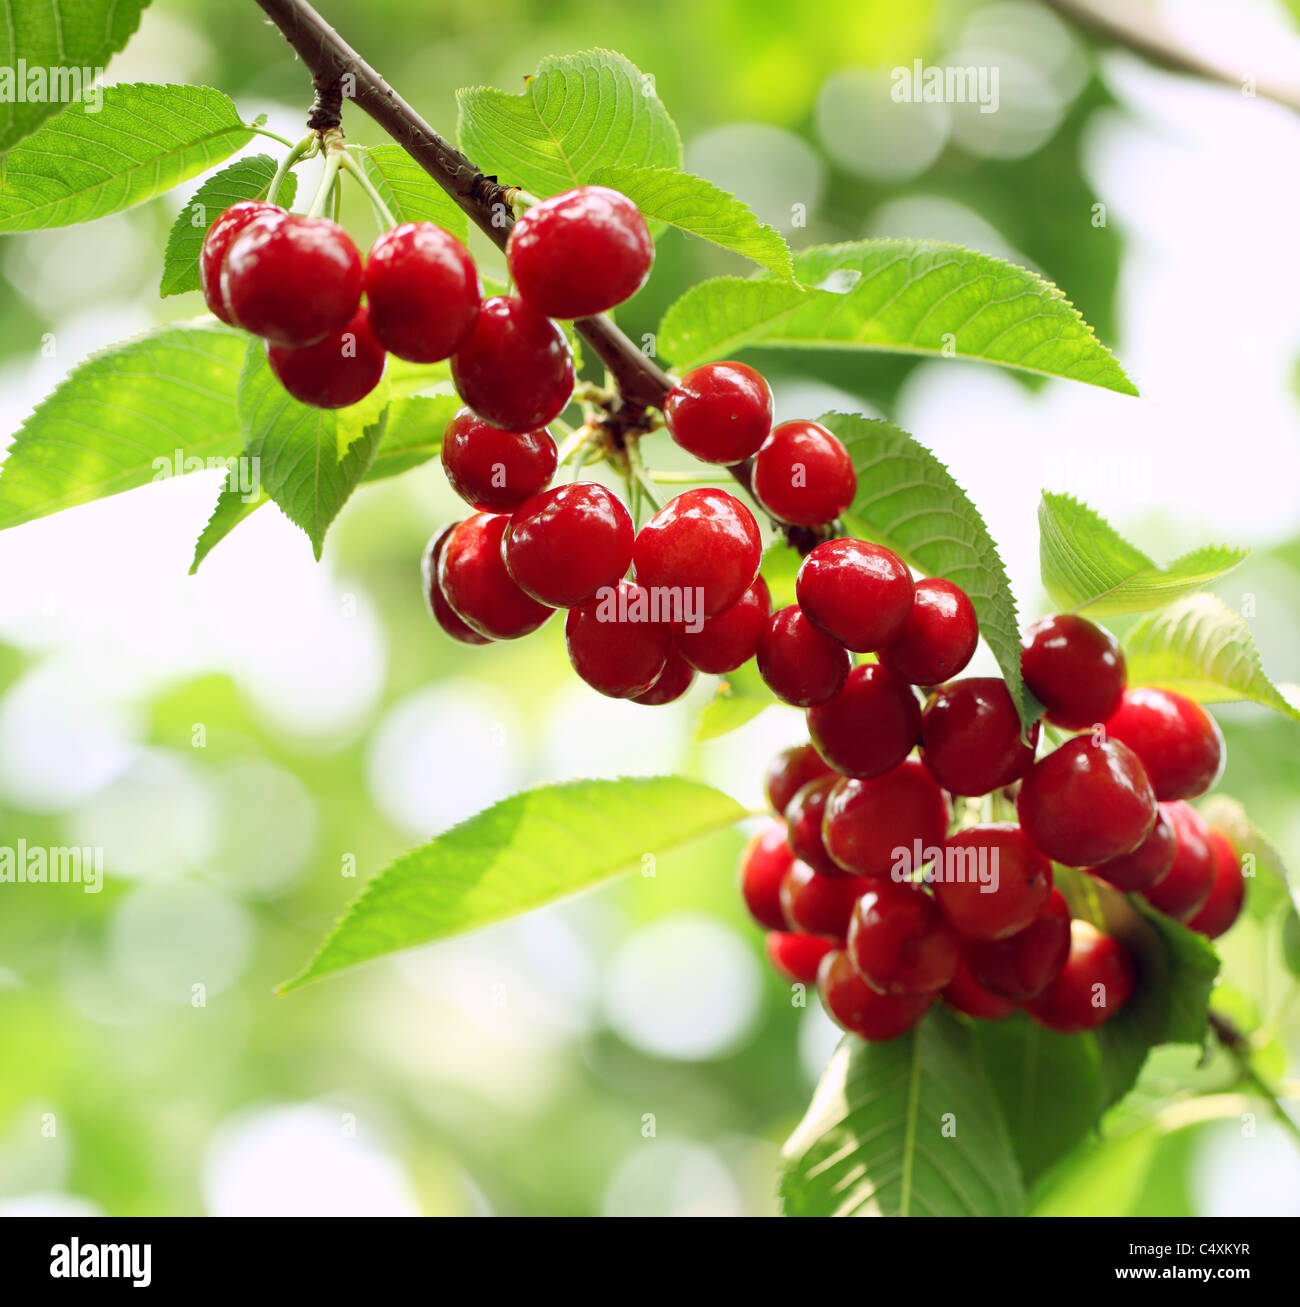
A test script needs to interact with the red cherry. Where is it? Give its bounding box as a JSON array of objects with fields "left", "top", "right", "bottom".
[
  {"left": 664, "top": 361, "right": 772, "bottom": 464},
  {"left": 631, "top": 646, "right": 696, "bottom": 706},
  {"left": 847, "top": 880, "right": 959, "bottom": 996},
  {"left": 1088, "top": 804, "right": 1176, "bottom": 892},
  {"left": 756, "top": 605, "right": 850, "bottom": 707},
  {"left": 783, "top": 776, "right": 844, "bottom": 877},
  {"left": 878, "top": 578, "right": 979, "bottom": 687},
  {"left": 506, "top": 185, "right": 653, "bottom": 319},
  {"left": 564, "top": 579, "right": 670, "bottom": 698},
  {"left": 632, "top": 488, "right": 761, "bottom": 617},
  {"left": 821, "top": 761, "right": 950, "bottom": 879},
  {"left": 450, "top": 295, "right": 575, "bottom": 432},
  {"left": 919, "top": 677, "right": 1038, "bottom": 797},
  {"left": 1027, "top": 921, "right": 1136, "bottom": 1033},
  {"left": 503, "top": 482, "right": 634, "bottom": 608},
  {"left": 765, "top": 931, "right": 835, "bottom": 985},
  {"left": 764, "top": 743, "right": 834, "bottom": 816},
  {"left": 674, "top": 576, "right": 770, "bottom": 674},
  {"left": 752, "top": 420, "right": 856, "bottom": 526},
  {"left": 942, "top": 958, "right": 1017, "bottom": 1020},
  {"left": 965, "top": 887, "right": 1071, "bottom": 1000},
  {"left": 1021, "top": 614, "right": 1126, "bottom": 730},
  {"left": 1142, "top": 801, "right": 1215, "bottom": 922},
  {"left": 807, "top": 664, "right": 922, "bottom": 779},
  {"left": 438, "top": 513, "right": 554, "bottom": 639},
  {"left": 223, "top": 212, "right": 363, "bottom": 347},
  {"left": 1187, "top": 829, "right": 1245, "bottom": 939},
  {"left": 440, "top": 407, "right": 556, "bottom": 512},
  {"left": 817, "top": 949, "right": 934, "bottom": 1041},
  {"left": 364, "top": 222, "right": 482, "bottom": 362},
  {"left": 266, "top": 306, "right": 386, "bottom": 409},
  {"left": 200, "top": 201, "right": 282, "bottom": 324},
  {"left": 420, "top": 524, "right": 491, "bottom": 646},
  {"left": 795, "top": 538, "right": 914, "bottom": 652},
  {"left": 779, "top": 862, "right": 864, "bottom": 938},
  {"left": 934, "top": 824, "right": 1053, "bottom": 941},
  {"left": 1104, "top": 688, "right": 1225, "bottom": 801},
  {"left": 738, "top": 822, "right": 794, "bottom": 931}
]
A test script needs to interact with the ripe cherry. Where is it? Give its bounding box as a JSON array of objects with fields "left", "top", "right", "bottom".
[
  {"left": 1027, "top": 920, "right": 1136, "bottom": 1034},
  {"left": 674, "top": 576, "right": 771, "bottom": 674},
  {"left": 756, "top": 605, "right": 851, "bottom": 707},
  {"left": 200, "top": 201, "right": 282, "bottom": 324},
  {"left": 421, "top": 524, "right": 490, "bottom": 646},
  {"left": 919, "top": 677, "right": 1038, "bottom": 796},
  {"left": 450, "top": 295, "right": 575, "bottom": 432},
  {"left": 506, "top": 185, "right": 653, "bottom": 319},
  {"left": 783, "top": 776, "right": 844, "bottom": 877},
  {"left": 564, "top": 579, "right": 670, "bottom": 698},
  {"left": 764, "top": 743, "right": 834, "bottom": 816},
  {"left": 1020, "top": 614, "right": 1126, "bottom": 730},
  {"left": 934, "top": 824, "right": 1053, "bottom": 941},
  {"left": 964, "top": 887, "right": 1071, "bottom": 1000},
  {"left": 779, "top": 862, "right": 864, "bottom": 938},
  {"left": 821, "top": 760, "right": 950, "bottom": 879},
  {"left": 364, "top": 222, "right": 482, "bottom": 362},
  {"left": 631, "top": 646, "right": 696, "bottom": 706},
  {"left": 795, "top": 538, "right": 914, "bottom": 652},
  {"left": 1186, "top": 829, "right": 1245, "bottom": 939},
  {"left": 807, "top": 665, "right": 923, "bottom": 779},
  {"left": 440, "top": 408, "right": 556, "bottom": 512},
  {"left": 847, "top": 880, "right": 959, "bottom": 996},
  {"left": 942, "top": 958, "right": 1017, "bottom": 1020},
  {"left": 765, "top": 931, "right": 835, "bottom": 985},
  {"left": 1142, "top": 801, "right": 1215, "bottom": 922},
  {"left": 664, "top": 361, "right": 772, "bottom": 464},
  {"left": 1104, "top": 687, "right": 1225, "bottom": 801},
  {"left": 1089, "top": 804, "right": 1176, "bottom": 892},
  {"left": 752, "top": 420, "right": 856, "bottom": 526},
  {"left": 503, "top": 482, "right": 634, "bottom": 607},
  {"left": 878, "top": 578, "right": 979, "bottom": 687},
  {"left": 266, "top": 306, "right": 386, "bottom": 409},
  {"left": 738, "top": 822, "right": 794, "bottom": 931},
  {"left": 438, "top": 513, "right": 554, "bottom": 639},
  {"left": 817, "top": 948, "right": 934, "bottom": 1041}
]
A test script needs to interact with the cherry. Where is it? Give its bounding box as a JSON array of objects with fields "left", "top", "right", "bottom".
[
  {"left": 440, "top": 408, "right": 556, "bottom": 512},
  {"left": 752, "top": 420, "right": 856, "bottom": 527},
  {"left": 663, "top": 361, "right": 772, "bottom": 464},
  {"left": 795, "top": 538, "right": 914, "bottom": 652},
  {"left": 266, "top": 306, "right": 386, "bottom": 409},
  {"left": 506, "top": 185, "right": 653, "bottom": 319},
  {"left": 1104, "top": 687, "right": 1225, "bottom": 801},
  {"left": 821, "top": 760, "right": 950, "bottom": 879},
  {"left": 878, "top": 578, "right": 979, "bottom": 687},
  {"left": 421, "top": 524, "right": 490, "bottom": 646},
  {"left": 807, "top": 664, "right": 922, "bottom": 779},
  {"left": 783, "top": 776, "right": 844, "bottom": 877},
  {"left": 817, "top": 948, "right": 934, "bottom": 1041},
  {"left": 964, "top": 887, "right": 1071, "bottom": 1000},
  {"left": 934, "top": 824, "right": 1053, "bottom": 941},
  {"left": 919, "top": 677, "right": 1038, "bottom": 797},
  {"left": 765, "top": 931, "right": 835, "bottom": 985},
  {"left": 564, "top": 579, "right": 670, "bottom": 698},
  {"left": 756, "top": 605, "right": 850, "bottom": 706},
  {"left": 450, "top": 295, "right": 575, "bottom": 432},
  {"left": 779, "top": 861, "right": 864, "bottom": 938},
  {"left": 1142, "top": 801, "right": 1215, "bottom": 922},
  {"left": 223, "top": 212, "right": 362, "bottom": 347},
  {"left": 942, "top": 958, "right": 1017, "bottom": 1020},
  {"left": 1187, "top": 829, "right": 1245, "bottom": 939},
  {"left": 738, "top": 822, "right": 794, "bottom": 931},
  {"left": 1017, "top": 736, "right": 1156, "bottom": 866},
  {"left": 200, "top": 201, "right": 282, "bottom": 324},
  {"left": 364, "top": 222, "right": 482, "bottom": 362},
  {"left": 632, "top": 488, "right": 761, "bottom": 617},
  {"left": 1089, "top": 804, "right": 1176, "bottom": 892},
  {"left": 674, "top": 576, "right": 770, "bottom": 674},
  {"left": 631, "top": 646, "right": 696, "bottom": 706},
  {"left": 764, "top": 743, "right": 834, "bottom": 816},
  {"left": 847, "top": 880, "right": 959, "bottom": 996},
  {"left": 1027, "top": 920, "right": 1136, "bottom": 1033},
  {"left": 503, "top": 482, "right": 634, "bottom": 608},
  {"left": 1020, "top": 614, "right": 1126, "bottom": 730},
  {"left": 438, "top": 513, "right": 554, "bottom": 639}
]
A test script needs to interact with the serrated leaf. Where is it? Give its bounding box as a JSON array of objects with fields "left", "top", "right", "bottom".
[
  {"left": 1038, "top": 492, "right": 1247, "bottom": 617},
  {"left": 160, "top": 154, "right": 298, "bottom": 298},
  {"left": 358, "top": 144, "right": 469, "bottom": 242},
  {"left": 1198, "top": 794, "right": 1295, "bottom": 922},
  {"left": 362, "top": 392, "right": 460, "bottom": 483},
  {"left": 658, "top": 240, "right": 1137, "bottom": 395},
  {"left": 457, "top": 49, "right": 681, "bottom": 200},
  {"left": 280, "top": 776, "right": 746, "bottom": 992},
  {"left": 0, "top": 322, "right": 244, "bottom": 530},
  {"left": 0, "top": 83, "right": 254, "bottom": 232},
  {"left": 781, "top": 1011, "right": 1024, "bottom": 1217},
  {"left": 694, "top": 661, "right": 771, "bottom": 743},
  {"left": 189, "top": 474, "right": 266, "bottom": 574}
]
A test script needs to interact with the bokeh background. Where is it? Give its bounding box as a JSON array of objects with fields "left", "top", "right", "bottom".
[{"left": 1, "top": 0, "right": 1299, "bottom": 1216}]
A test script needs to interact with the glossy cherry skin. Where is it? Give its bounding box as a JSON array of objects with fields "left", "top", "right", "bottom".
[
  {"left": 756, "top": 605, "right": 850, "bottom": 707},
  {"left": 795, "top": 538, "right": 914, "bottom": 653},
  {"left": 223, "top": 212, "right": 363, "bottom": 347},
  {"left": 942, "top": 957, "right": 1017, "bottom": 1020},
  {"left": 631, "top": 646, "right": 696, "bottom": 705},
  {"left": 450, "top": 295, "right": 575, "bottom": 432},
  {"left": 765, "top": 931, "right": 835, "bottom": 985},
  {"left": 965, "top": 887, "right": 1071, "bottom": 1000},
  {"left": 817, "top": 948, "right": 934, "bottom": 1041},
  {"left": 1021, "top": 614, "right": 1126, "bottom": 730},
  {"left": 935, "top": 824, "right": 1053, "bottom": 942},
  {"left": 200, "top": 201, "right": 283, "bottom": 324},
  {"left": 779, "top": 862, "right": 865, "bottom": 938},
  {"left": 783, "top": 776, "right": 844, "bottom": 877},
  {"left": 878, "top": 578, "right": 979, "bottom": 687},
  {"left": 506, "top": 185, "right": 653, "bottom": 319},
  {"left": 564, "top": 579, "right": 670, "bottom": 698},
  {"left": 807, "top": 665, "right": 923, "bottom": 780},
  {"left": 1088, "top": 804, "right": 1176, "bottom": 892},
  {"left": 821, "top": 761, "right": 950, "bottom": 879},
  {"left": 847, "top": 880, "right": 959, "bottom": 996},
  {"left": 919, "top": 677, "right": 1038, "bottom": 797},
  {"left": 1187, "top": 829, "right": 1245, "bottom": 939},
  {"left": 752, "top": 420, "right": 856, "bottom": 527},
  {"left": 1104, "top": 687, "right": 1225, "bottom": 801},
  {"left": 632, "top": 488, "right": 761, "bottom": 617},
  {"left": 1142, "top": 801, "right": 1215, "bottom": 922},
  {"left": 1027, "top": 920, "right": 1136, "bottom": 1033},
  {"left": 738, "top": 822, "right": 794, "bottom": 931},
  {"left": 764, "top": 743, "right": 834, "bottom": 816},
  {"left": 438, "top": 513, "right": 554, "bottom": 640},
  {"left": 364, "top": 222, "right": 482, "bottom": 362},
  {"left": 503, "top": 482, "right": 633, "bottom": 607},
  {"left": 675, "top": 576, "right": 770, "bottom": 673},
  {"left": 266, "top": 306, "right": 386, "bottom": 409},
  {"left": 440, "top": 407, "right": 556, "bottom": 512},
  {"left": 421, "top": 524, "right": 491, "bottom": 645},
  {"left": 1018, "top": 736, "right": 1156, "bottom": 867},
  {"left": 664, "top": 361, "right": 772, "bottom": 464}
]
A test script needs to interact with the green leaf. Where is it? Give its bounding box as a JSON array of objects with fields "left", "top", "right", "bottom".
[
  {"left": 590, "top": 164, "right": 792, "bottom": 277},
  {"left": 0, "top": 322, "right": 244, "bottom": 530},
  {"left": 1123, "top": 593, "right": 1300, "bottom": 722},
  {"left": 1198, "top": 794, "right": 1295, "bottom": 923},
  {"left": 160, "top": 154, "right": 298, "bottom": 298},
  {"left": 189, "top": 475, "right": 267, "bottom": 574},
  {"left": 358, "top": 144, "right": 469, "bottom": 242},
  {"left": 823, "top": 412, "right": 1040, "bottom": 726},
  {"left": 0, "top": 83, "right": 253, "bottom": 232},
  {"left": 1038, "top": 492, "right": 1247, "bottom": 617},
  {"left": 760, "top": 539, "right": 801, "bottom": 609},
  {"left": 279, "top": 776, "right": 746, "bottom": 993},
  {"left": 781, "top": 1011, "right": 1024, "bottom": 1216},
  {"left": 457, "top": 49, "right": 682, "bottom": 200},
  {"left": 0, "top": 0, "right": 149, "bottom": 152},
  {"left": 362, "top": 392, "right": 460, "bottom": 483},
  {"left": 694, "top": 661, "right": 771, "bottom": 743},
  {"left": 658, "top": 241, "right": 1138, "bottom": 394}
]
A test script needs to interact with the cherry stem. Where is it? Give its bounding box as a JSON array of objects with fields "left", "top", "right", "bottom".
[
  {"left": 338, "top": 148, "right": 398, "bottom": 230},
  {"left": 1208, "top": 1010, "right": 1300, "bottom": 1151},
  {"left": 267, "top": 132, "right": 316, "bottom": 207},
  {"left": 306, "top": 148, "right": 343, "bottom": 219}
]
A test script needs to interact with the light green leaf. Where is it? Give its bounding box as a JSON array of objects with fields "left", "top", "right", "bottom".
[
  {"left": 358, "top": 144, "right": 469, "bottom": 242},
  {"left": 760, "top": 539, "right": 801, "bottom": 609},
  {"left": 279, "top": 776, "right": 746, "bottom": 992},
  {"left": 363, "top": 392, "right": 461, "bottom": 483},
  {"left": 694, "top": 661, "right": 772, "bottom": 743},
  {"left": 1039, "top": 492, "right": 1247, "bottom": 617},
  {"left": 189, "top": 475, "right": 267, "bottom": 574}
]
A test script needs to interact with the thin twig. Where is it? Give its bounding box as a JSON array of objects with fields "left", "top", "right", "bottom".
[{"left": 1208, "top": 1009, "right": 1300, "bottom": 1149}]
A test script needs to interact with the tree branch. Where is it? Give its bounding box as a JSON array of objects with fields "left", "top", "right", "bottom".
[{"left": 1209, "top": 1009, "right": 1300, "bottom": 1150}]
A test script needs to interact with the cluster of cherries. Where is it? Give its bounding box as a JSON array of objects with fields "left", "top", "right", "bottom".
[{"left": 741, "top": 612, "right": 1246, "bottom": 1042}]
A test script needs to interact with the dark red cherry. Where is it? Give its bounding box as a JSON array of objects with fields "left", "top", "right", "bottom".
[
  {"left": 765, "top": 931, "right": 835, "bottom": 985},
  {"left": 965, "top": 887, "right": 1071, "bottom": 1001},
  {"left": 878, "top": 578, "right": 979, "bottom": 687},
  {"left": 630, "top": 646, "right": 696, "bottom": 705},
  {"left": 779, "top": 862, "right": 864, "bottom": 938},
  {"left": 1088, "top": 804, "right": 1176, "bottom": 892},
  {"left": 1104, "top": 688, "right": 1225, "bottom": 802},
  {"left": 440, "top": 407, "right": 556, "bottom": 512},
  {"left": 1187, "top": 829, "right": 1245, "bottom": 939},
  {"left": 934, "top": 824, "right": 1052, "bottom": 941},
  {"left": 783, "top": 776, "right": 843, "bottom": 877},
  {"left": 756, "top": 605, "right": 851, "bottom": 707},
  {"left": 764, "top": 743, "right": 834, "bottom": 816},
  {"left": 200, "top": 201, "right": 282, "bottom": 324},
  {"left": 807, "top": 664, "right": 922, "bottom": 779},
  {"left": 1021, "top": 614, "right": 1126, "bottom": 730},
  {"left": 942, "top": 958, "right": 1017, "bottom": 1020},
  {"left": 817, "top": 949, "right": 934, "bottom": 1041},
  {"left": 564, "top": 579, "right": 670, "bottom": 698},
  {"left": 1027, "top": 921, "right": 1136, "bottom": 1033},
  {"left": 738, "top": 822, "right": 794, "bottom": 931},
  {"left": 674, "top": 576, "right": 770, "bottom": 674},
  {"left": 846, "top": 880, "right": 959, "bottom": 997},
  {"left": 919, "top": 677, "right": 1038, "bottom": 797},
  {"left": 795, "top": 538, "right": 913, "bottom": 652},
  {"left": 1142, "top": 801, "right": 1215, "bottom": 922},
  {"left": 421, "top": 524, "right": 491, "bottom": 646},
  {"left": 752, "top": 420, "right": 856, "bottom": 527},
  {"left": 663, "top": 361, "right": 772, "bottom": 464},
  {"left": 821, "top": 761, "right": 950, "bottom": 879},
  {"left": 438, "top": 513, "right": 553, "bottom": 640},
  {"left": 266, "top": 306, "right": 386, "bottom": 409}
]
